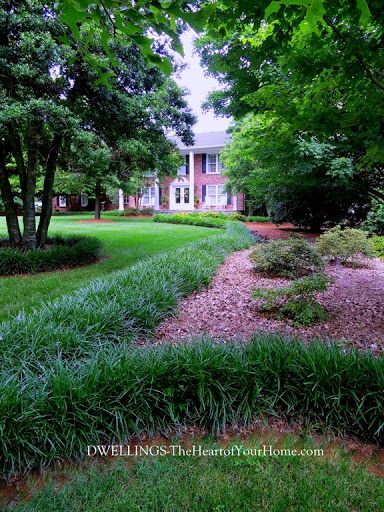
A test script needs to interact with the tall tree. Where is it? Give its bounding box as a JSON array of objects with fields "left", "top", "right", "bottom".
[
  {"left": 196, "top": 0, "right": 384, "bottom": 225},
  {"left": 0, "top": 0, "right": 195, "bottom": 248}
]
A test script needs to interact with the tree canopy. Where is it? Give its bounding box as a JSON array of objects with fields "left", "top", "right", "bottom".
[{"left": 197, "top": 0, "right": 384, "bottom": 227}]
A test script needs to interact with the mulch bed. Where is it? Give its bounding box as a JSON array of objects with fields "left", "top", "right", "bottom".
[
  {"left": 245, "top": 221, "right": 320, "bottom": 241},
  {"left": 154, "top": 248, "right": 384, "bottom": 354}
]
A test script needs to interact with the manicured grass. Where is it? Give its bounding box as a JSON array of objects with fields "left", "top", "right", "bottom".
[
  {"left": 7, "top": 437, "right": 383, "bottom": 512},
  {"left": 0, "top": 215, "right": 220, "bottom": 321}
]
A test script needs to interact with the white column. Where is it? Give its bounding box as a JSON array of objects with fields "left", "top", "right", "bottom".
[
  {"left": 233, "top": 195, "right": 238, "bottom": 211},
  {"left": 118, "top": 189, "right": 124, "bottom": 210},
  {"left": 154, "top": 180, "right": 160, "bottom": 211},
  {"left": 189, "top": 150, "right": 194, "bottom": 210}
]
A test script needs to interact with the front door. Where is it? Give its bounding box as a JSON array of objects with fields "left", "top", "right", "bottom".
[{"left": 172, "top": 186, "right": 190, "bottom": 210}]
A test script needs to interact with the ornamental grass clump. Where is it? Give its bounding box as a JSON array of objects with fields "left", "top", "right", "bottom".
[
  {"left": 250, "top": 235, "right": 324, "bottom": 278},
  {"left": 0, "top": 335, "right": 383, "bottom": 480},
  {"left": 0, "top": 234, "right": 103, "bottom": 276},
  {"left": 315, "top": 226, "right": 373, "bottom": 264},
  {"left": 253, "top": 273, "right": 332, "bottom": 326}
]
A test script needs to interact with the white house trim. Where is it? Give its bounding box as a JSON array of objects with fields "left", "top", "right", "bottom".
[
  {"left": 118, "top": 189, "right": 124, "bottom": 210},
  {"left": 189, "top": 150, "right": 194, "bottom": 210}
]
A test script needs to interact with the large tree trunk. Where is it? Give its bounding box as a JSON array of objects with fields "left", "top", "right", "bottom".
[
  {"left": 94, "top": 179, "right": 101, "bottom": 220},
  {"left": 0, "top": 146, "right": 22, "bottom": 246},
  {"left": 37, "top": 135, "right": 62, "bottom": 247},
  {"left": 22, "top": 122, "right": 40, "bottom": 249}
]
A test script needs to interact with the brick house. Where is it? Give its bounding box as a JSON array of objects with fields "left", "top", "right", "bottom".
[{"left": 123, "top": 131, "right": 244, "bottom": 212}]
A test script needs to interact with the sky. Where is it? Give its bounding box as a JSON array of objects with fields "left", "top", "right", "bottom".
[{"left": 173, "top": 30, "right": 231, "bottom": 134}]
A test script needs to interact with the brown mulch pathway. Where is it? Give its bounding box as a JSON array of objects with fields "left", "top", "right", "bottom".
[
  {"left": 154, "top": 248, "right": 384, "bottom": 354},
  {"left": 245, "top": 221, "right": 320, "bottom": 241}
]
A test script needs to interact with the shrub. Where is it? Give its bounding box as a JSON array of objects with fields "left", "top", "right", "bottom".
[
  {"left": 246, "top": 215, "right": 270, "bottom": 222},
  {"left": 253, "top": 273, "right": 332, "bottom": 326},
  {"left": 250, "top": 235, "right": 324, "bottom": 278},
  {"left": 363, "top": 200, "right": 384, "bottom": 235},
  {"left": 0, "top": 335, "right": 383, "bottom": 479},
  {"left": 372, "top": 236, "right": 384, "bottom": 258},
  {"left": 0, "top": 235, "right": 103, "bottom": 276},
  {"left": 315, "top": 226, "right": 373, "bottom": 264},
  {"left": 106, "top": 208, "right": 154, "bottom": 216},
  {"left": 153, "top": 213, "right": 227, "bottom": 228}
]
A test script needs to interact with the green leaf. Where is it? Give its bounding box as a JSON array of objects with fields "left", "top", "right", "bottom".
[
  {"left": 265, "top": 1, "right": 281, "bottom": 19},
  {"left": 356, "top": 0, "right": 371, "bottom": 26}
]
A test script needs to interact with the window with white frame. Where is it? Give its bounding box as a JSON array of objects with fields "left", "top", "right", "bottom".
[
  {"left": 207, "top": 153, "right": 222, "bottom": 174},
  {"left": 141, "top": 186, "right": 156, "bottom": 206},
  {"left": 58, "top": 196, "right": 67, "bottom": 207},
  {"left": 206, "top": 185, "right": 227, "bottom": 206},
  {"left": 80, "top": 192, "right": 88, "bottom": 207}
]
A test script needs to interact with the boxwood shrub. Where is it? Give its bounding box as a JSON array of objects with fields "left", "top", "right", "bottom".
[
  {"left": 250, "top": 235, "right": 325, "bottom": 278},
  {"left": 0, "top": 234, "right": 103, "bottom": 276},
  {"left": 106, "top": 208, "right": 154, "bottom": 216},
  {"left": 153, "top": 212, "right": 247, "bottom": 228}
]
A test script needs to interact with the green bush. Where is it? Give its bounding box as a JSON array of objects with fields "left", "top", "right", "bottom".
[
  {"left": 0, "top": 235, "right": 103, "bottom": 276},
  {"left": 153, "top": 213, "right": 228, "bottom": 228},
  {"left": 246, "top": 215, "right": 270, "bottom": 222},
  {"left": 315, "top": 226, "right": 373, "bottom": 264},
  {"left": 105, "top": 208, "right": 154, "bottom": 216},
  {"left": 253, "top": 273, "right": 332, "bottom": 326},
  {"left": 363, "top": 200, "right": 384, "bottom": 235},
  {"left": 250, "top": 235, "right": 325, "bottom": 278},
  {"left": 372, "top": 236, "right": 384, "bottom": 258},
  {"left": 1, "top": 335, "right": 383, "bottom": 479}
]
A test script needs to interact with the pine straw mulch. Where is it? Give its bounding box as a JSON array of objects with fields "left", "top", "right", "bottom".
[{"left": 154, "top": 249, "right": 384, "bottom": 355}]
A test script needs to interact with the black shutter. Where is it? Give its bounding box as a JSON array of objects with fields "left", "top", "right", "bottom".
[
  {"left": 227, "top": 189, "right": 231, "bottom": 205},
  {"left": 159, "top": 187, "right": 162, "bottom": 203},
  {"left": 185, "top": 154, "right": 189, "bottom": 174},
  {"left": 202, "top": 153, "right": 206, "bottom": 173},
  {"left": 202, "top": 185, "right": 206, "bottom": 203}
]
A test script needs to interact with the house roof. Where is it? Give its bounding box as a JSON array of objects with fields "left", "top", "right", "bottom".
[{"left": 171, "top": 131, "right": 231, "bottom": 151}]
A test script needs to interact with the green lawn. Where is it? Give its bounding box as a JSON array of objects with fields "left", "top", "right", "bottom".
[
  {"left": 0, "top": 215, "right": 220, "bottom": 321},
  {"left": 6, "top": 437, "right": 383, "bottom": 512}
]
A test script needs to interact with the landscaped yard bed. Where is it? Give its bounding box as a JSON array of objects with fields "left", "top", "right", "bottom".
[{"left": 156, "top": 248, "right": 384, "bottom": 353}]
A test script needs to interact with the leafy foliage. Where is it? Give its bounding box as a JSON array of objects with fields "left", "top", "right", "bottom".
[
  {"left": 106, "top": 208, "right": 154, "bottom": 216},
  {"left": 250, "top": 236, "right": 324, "bottom": 278},
  {"left": 0, "top": 0, "right": 195, "bottom": 246},
  {"left": 57, "top": 1, "right": 215, "bottom": 80},
  {"left": 153, "top": 212, "right": 247, "bottom": 228},
  {"left": 197, "top": 0, "right": 384, "bottom": 228},
  {"left": 0, "top": 235, "right": 103, "bottom": 276},
  {"left": 372, "top": 236, "right": 384, "bottom": 259},
  {"left": 253, "top": 273, "right": 332, "bottom": 326},
  {"left": 315, "top": 227, "right": 373, "bottom": 264},
  {"left": 363, "top": 200, "right": 384, "bottom": 235}
]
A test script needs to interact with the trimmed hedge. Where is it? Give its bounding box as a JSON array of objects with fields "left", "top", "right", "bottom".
[
  {"left": 153, "top": 212, "right": 248, "bottom": 229},
  {"left": 0, "top": 235, "right": 103, "bottom": 276},
  {"left": 106, "top": 208, "right": 154, "bottom": 216},
  {"left": 0, "top": 335, "right": 383, "bottom": 480},
  {"left": 246, "top": 216, "right": 270, "bottom": 222},
  {"left": 153, "top": 213, "right": 226, "bottom": 228}
]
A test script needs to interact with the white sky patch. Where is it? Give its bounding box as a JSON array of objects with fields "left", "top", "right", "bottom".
[{"left": 174, "top": 29, "right": 232, "bottom": 133}]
